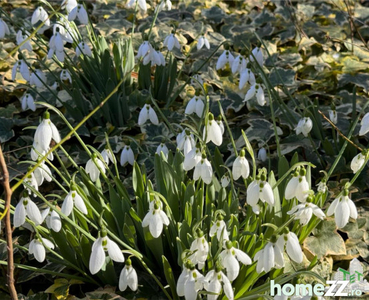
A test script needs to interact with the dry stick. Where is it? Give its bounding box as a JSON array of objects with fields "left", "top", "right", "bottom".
[
  {"left": 0, "top": 145, "right": 17, "bottom": 300},
  {"left": 318, "top": 110, "right": 363, "bottom": 152}
]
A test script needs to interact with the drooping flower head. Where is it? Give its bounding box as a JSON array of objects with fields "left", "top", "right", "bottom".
[
  {"left": 120, "top": 144, "right": 135, "bottom": 166},
  {"left": 327, "top": 189, "right": 357, "bottom": 229},
  {"left": 203, "top": 113, "right": 222, "bottom": 146},
  {"left": 209, "top": 214, "right": 229, "bottom": 242},
  {"left": 276, "top": 229, "right": 303, "bottom": 264},
  {"left": 247, "top": 170, "right": 274, "bottom": 214},
  {"left": 295, "top": 117, "right": 313, "bottom": 137},
  {"left": 284, "top": 167, "right": 310, "bottom": 203},
  {"left": 29, "top": 237, "right": 55, "bottom": 263},
  {"left": 142, "top": 200, "right": 170, "bottom": 238},
  {"left": 232, "top": 149, "right": 250, "bottom": 180},
  {"left": 287, "top": 196, "right": 325, "bottom": 226},
  {"left": 14, "top": 191, "right": 43, "bottom": 227},
  {"left": 197, "top": 34, "right": 210, "bottom": 51},
  {"left": 254, "top": 235, "right": 284, "bottom": 274},
  {"left": 189, "top": 228, "right": 209, "bottom": 269},
  {"left": 61, "top": 185, "right": 88, "bottom": 216},
  {"left": 351, "top": 151, "right": 366, "bottom": 174},
  {"left": 34, "top": 111, "right": 61, "bottom": 153},
  {"left": 85, "top": 153, "right": 106, "bottom": 182},
  {"left": 138, "top": 104, "right": 159, "bottom": 126},
  {"left": 119, "top": 258, "right": 138, "bottom": 291},
  {"left": 216, "top": 44, "right": 234, "bottom": 70},
  {"left": 204, "top": 263, "right": 233, "bottom": 300},
  {"left": 193, "top": 153, "right": 213, "bottom": 184}
]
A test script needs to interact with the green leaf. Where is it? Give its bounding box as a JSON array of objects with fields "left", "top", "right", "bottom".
[
  {"left": 162, "top": 256, "right": 179, "bottom": 300},
  {"left": 0, "top": 118, "right": 14, "bottom": 142}
]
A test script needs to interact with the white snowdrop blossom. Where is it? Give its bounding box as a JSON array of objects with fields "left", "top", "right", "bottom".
[
  {"left": 232, "top": 54, "right": 248, "bottom": 74},
  {"left": 217, "top": 118, "right": 224, "bottom": 135},
  {"left": 120, "top": 145, "right": 135, "bottom": 166},
  {"left": 185, "top": 95, "right": 204, "bottom": 118},
  {"left": 138, "top": 104, "right": 159, "bottom": 125},
  {"left": 156, "top": 143, "right": 169, "bottom": 159},
  {"left": 31, "top": 143, "right": 54, "bottom": 162},
  {"left": 232, "top": 149, "right": 250, "bottom": 180},
  {"left": 204, "top": 267, "right": 234, "bottom": 300},
  {"left": 250, "top": 47, "right": 263, "bottom": 66},
  {"left": 239, "top": 68, "right": 256, "bottom": 90},
  {"left": 209, "top": 215, "right": 229, "bottom": 241},
  {"left": 254, "top": 238, "right": 284, "bottom": 273},
  {"left": 53, "top": 19, "right": 75, "bottom": 43},
  {"left": 258, "top": 147, "right": 267, "bottom": 162},
  {"left": 0, "top": 18, "right": 10, "bottom": 39},
  {"left": 183, "top": 144, "right": 201, "bottom": 171},
  {"left": 164, "top": 33, "right": 180, "bottom": 51},
  {"left": 29, "top": 238, "right": 54, "bottom": 263},
  {"left": 61, "top": 0, "right": 78, "bottom": 13},
  {"left": 48, "top": 29, "right": 66, "bottom": 62},
  {"left": 142, "top": 200, "right": 169, "bottom": 238},
  {"left": 23, "top": 171, "right": 39, "bottom": 197},
  {"left": 89, "top": 232, "right": 125, "bottom": 274},
  {"left": 41, "top": 207, "right": 62, "bottom": 232},
  {"left": 177, "top": 130, "right": 196, "bottom": 156},
  {"left": 177, "top": 264, "right": 205, "bottom": 300},
  {"left": 126, "top": 0, "right": 147, "bottom": 12},
  {"left": 295, "top": 117, "right": 313, "bottom": 137},
  {"left": 287, "top": 201, "right": 325, "bottom": 226},
  {"left": 61, "top": 187, "right": 88, "bottom": 216},
  {"left": 14, "top": 194, "right": 43, "bottom": 227},
  {"left": 197, "top": 35, "right": 210, "bottom": 50},
  {"left": 193, "top": 155, "right": 213, "bottom": 184},
  {"left": 34, "top": 112, "right": 61, "bottom": 153},
  {"left": 12, "top": 60, "right": 30, "bottom": 82},
  {"left": 21, "top": 93, "right": 36, "bottom": 111},
  {"left": 221, "top": 174, "right": 230, "bottom": 188},
  {"left": 136, "top": 41, "right": 151, "bottom": 59},
  {"left": 85, "top": 154, "right": 106, "bottom": 182},
  {"left": 329, "top": 110, "right": 338, "bottom": 124},
  {"left": 119, "top": 259, "right": 138, "bottom": 291},
  {"left": 350, "top": 152, "right": 366, "bottom": 174},
  {"left": 216, "top": 49, "right": 234, "bottom": 70},
  {"left": 34, "top": 161, "right": 52, "bottom": 186},
  {"left": 285, "top": 168, "right": 310, "bottom": 203},
  {"left": 359, "top": 112, "right": 369, "bottom": 136},
  {"left": 203, "top": 113, "right": 222, "bottom": 146},
  {"left": 247, "top": 172, "right": 274, "bottom": 213},
  {"left": 60, "top": 69, "right": 72, "bottom": 83},
  {"left": 16, "top": 30, "right": 33, "bottom": 52},
  {"left": 277, "top": 231, "right": 303, "bottom": 264},
  {"left": 68, "top": 4, "right": 88, "bottom": 24},
  {"left": 244, "top": 84, "right": 265, "bottom": 105},
  {"left": 158, "top": 0, "right": 172, "bottom": 11},
  {"left": 31, "top": 7, "right": 50, "bottom": 27},
  {"left": 76, "top": 42, "right": 92, "bottom": 57},
  {"left": 317, "top": 180, "right": 327, "bottom": 193},
  {"left": 189, "top": 229, "right": 209, "bottom": 269},
  {"left": 30, "top": 69, "right": 47, "bottom": 88},
  {"left": 101, "top": 147, "right": 116, "bottom": 165},
  {"left": 327, "top": 190, "right": 357, "bottom": 228},
  {"left": 219, "top": 241, "right": 252, "bottom": 281}
]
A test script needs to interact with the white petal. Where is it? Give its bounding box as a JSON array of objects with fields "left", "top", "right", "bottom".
[
  {"left": 138, "top": 106, "right": 148, "bottom": 125},
  {"left": 119, "top": 266, "right": 129, "bottom": 291},
  {"left": 49, "top": 210, "right": 62, "bottom": 232},
  {"left": 223, "top": 254, "right": 239, "bottom": 281},
  {"left": 335, "top": 200, "right": 350, "bottom": 228},
  {"left": 32, "top": 240, "right": 46, "bottom": 262},
  {"left": 89, "top": 238, "right": 105, "bottom": 274},
  {"left": 25, "top": 200, "right": 43, "bottom": 225},
  {"left": 261, "top": 182, "right": 274, "bottom": 205},
  {"left": 74, "top": 193, "right": 88, "bottom": 215},
  {"left": 150, "top": 212, "right": 164, "bottom": 238},
  {"left": 286, "top": 232, "right": 303, "bottom": 263},
  {"left": 246, "top": 181, "right": 260, "bottom": 206},
  {"left": 327, "top": 197, "right": 340, "bottom": 216},
  {"left": 234, "top": 248, "right": 252, "bottom": 265},
  {"left": 14, "top": 200, "right": 26, "bottom": 227},
  {"left": 61, "top": 192, "right": 74, "bottom": 216},
  {"left": 284, "top": 177, "right": 298, "bottom": 200},
  {"left": 347, "top": 199, "right": 357, "bottom": 220},
  {"left": 149, "top": 106, "right": 159, "bottom": 124},
  {"left": 263, "top": 243, "right": 274, "bottom": 273},
  {"left": 107, "top": 238, "right": 125, "bottom": 262}
]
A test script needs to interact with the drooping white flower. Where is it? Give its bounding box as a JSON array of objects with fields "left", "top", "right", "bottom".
[
  {"left": 85, "top": 154, "right": 106, "bottom": 182},
  {"left": 126, "top": 0, "right": 147, "bottom": 12},
  {"left": 41, "top": 207, "right": 62, "bottom": 232},
  {"left": 216, "top": 117, "right": 224, "bottom": 135},
  {"left": 68, "top": 4, "right": 88, "bottom": 24},
  {"left": 119, "top": 259, "right": 138, "bottom": 291},
  {"left": 287, "top": 201, "right": 325, "bottom": 226},
  {"left": 48, "top": 28, "right": 66, "bottom": 62},
  {"left": 232, "top": 149, "right": 250, "bottom": 180},
  {"left": 327, "top": 190, "right": 357, "bottom": 228},
  {"left": 16, "top": 30, "right": 33, "bottom": 52},
  {"left": 34, "top": 161, "right": 52, "bottom": 186},
  {"left": 61, "top": 187, "right": 88, "bottom": 216},
  {"left": 295, "top": 117, "right": 313, "bottom": 137},
  {"left": 61, "top": 0, "right": 78, "bottom": 13},
  {"left": 31, "top": 7, "right": 50, "bottom": 27},
  {"left": 239, "top": 68, "right": 256, "bottom": 90},
  {"left": 247, "top": 172, "right": 274, "bottom": 212},
  {"left": 284, "top": 168, "right": 309, "bottom": 203},
  {"left": 193, "top": 155, "right": 213, "bottom": 184},
  {"left": 158, "top": 0, "right": 172, "bottom": 11},
  {"left": 60, "top": 69, "right": 72, "bottom": 83},
  {"left": 14, "top": 194, "right": 43, "bottom": 227},
  {"left": 53, "top": 19, "right": 75, "bottom": 44},
  {"left": 177, "top": 265, "right": 205, "bottom": 300},
  {"left": 138, "top": 104, "right": 159, "bottom": 125},
  {"left": 350, "top": 152, "right": 366, "bottom": 174},
  {"left": 101, "top": 147, "right": 116, "bottom": 165},
  {"left": 231, "top": 54, "right": 247, "bottom": 74},
  {"left": 12, "top": 60, "right": 30, "bottom": 82},
  {"left": 156, "top": 143, "right": 169, "bottom": 159},
  {"left": 34, "top": 112, "right": 61, "bottom": 153},
  {"left": 329, "top": 110, "right": 338, "bottom": 124},
  {"left": 258, "top": 147, "right": 267, "bottom": 162},
  {"left": 254, "top": 238, "right": 284, "bottom": 273},
  {"left": 142, "top": 200, "right": 169, "bottom": 238},
  {"left": 221, "top": 174, "right": 230, "bottom": 188},
  {"left": 244, "top": 84, "right": 265, "bottom": 105},
  {"left": 89, "top": 232, "right": 125, "bottom": 275},
  {"left": 277, "top": 231, "right": 303, "bottom": 264},
  {"left": 219, "top": 241, "right": 252, "bottom": 281},
  {"left": 75, "top": 42, "right": 92, "bottom": 57},
  {"left": 216, "top": 49, "right": 234, "bottom": 70},
  {"left": 183, "top": 143, "right": 201, "bottom": 171},
  {"left": 177, "top": 130, "right": 196, "bottom": 156},
  {"left": 29, "top": 238, "right": 54, "bottom": 263},
  {"left": 359, "top": 112, "right": 369, "bottom": 136},
  {"left": 0, "top": 18, "right": 10, "bottom": 39},
  {"left": 30, "top": 69, "right": 47, "bottom": 88},
  {"left": 197, "top": 35, "right": 210, "bottom": 50},
  {"left": 317, "top": 180, "right": 327, "bottom": 193},
  {"left": 177, "top": 265, "right": 191, "bottom": 297},
  {"left": 203, "top": 113, "right": 222, "bottom": 146},
  {"left": 21, "top": 93, "right": 36, "bottom": 111},
  {"left": 209, "top": 215, "right": 229, "bottom": 242},
  {"left": 136, "top": 40, "right": 151, "bottom": 59},
  {"left": 164, "top": 33, "right": 180, "bottom": 51},
  {"left": 23, "top": 171, "right": 39, "bottom": 197},
  {"left": 250, "top": 47, "right": 263, "bottom": 66},
  {"left": 120, "top": 145, "right": 135, "bottom": 166},
  {"left": 204, "top": 267, "right": 234, "bottom": 300},
  {"left": 185, "top": 95, "right": 204, "bottom": 118},
  {"left": 31, "top": 143, "right": 54, "bottom": 162},
  {"left": 189, "top": 229, "right": 209, "bottom": 269}
]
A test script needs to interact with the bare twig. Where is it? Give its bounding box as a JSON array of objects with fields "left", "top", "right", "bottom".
[{"left": 0, "top": 144, "right": 17, "bottom": 300}]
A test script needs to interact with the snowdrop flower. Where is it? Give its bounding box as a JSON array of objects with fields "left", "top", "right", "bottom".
[
  {"left": 277, "top": 231, "right": 303, "bottom": 264},
  {"left": 34, "top": 161, "right": 52, "bottom": 186},
  {"left": 221, "top": 173, "right": 230, "bottom": 188},
  {"left": 185, "top": 95, "right": 204, "bottom": 118},
  {"left": 34, "top": 111, "right": 61, "bottom": 153},
  {"left": 287, "top": 199, "right": 325, "bottom": 226},
  {"left": 29, "top": 238, "right": 54, "bottom": 263},
  {"left": 61, "top": 187, "right": 88, "bottom": 216},
  {"left": 142, "top": 200, "right": 169, "bottom": 238},
  {"left": 327, "top": 189, "right": 357, "bottom": 228},
  {"left": 232, "top": 54, "right": 247, "bottom": 74},
  {"left": 295, "top": 117, "right": 313, "bottom": 137},
  {"left": 194, "top": 154, "right": 213, "bottom": 184},
  {"left": 12, "top": 60, "right": 30, "bottom": 82},
  {"left": 23, "top": 171, "right": 39, "bottom": 197},
  {"left": 31, "top": 144, "right": 54, "bottom": 162},
  {"left": 177, "top": 130, "right": 196, "bottom": 156},
  {"left": 119, "top": 258, "right": 138, "bottom": 291},
  {"left": 204, "top": 265, "right": 233, "bottom": 300},
  {"left": 216, "top": 117, "right": 224, "bottom": 135},
  {"left": 359, "top": 112, "right": 369, "bottom": 136},
  {"left": 68, "top": 4, "right": 88, "bottom": 24},
  {"left": 189, "top": 229, "right": 209, "bottom": 269},
  {"left": 350, "top": 152, "right": 366, "bottom": 174},
  {"left": 164, "top": 32, "right": 180, "bottom": 51},
  {"left": 232, "top": 149, "right": 250, "bottom": 180},
  {"left": 197, "top": 35, "right": 210, "bottom": 50},
  {"left": 216, "top": 49, "right": 234, "bottom": 70},
  {"left": 258, "top": 147, "right": 267, "bottom": 162},
  {"left": 61, "top": 0, "right": 78, "bottom": 13},
  {"left": 138, "top": 104, "right": 159, "bottom": 125},
  {"left": 247, "top": 172, "right": 274, "bottom": 212},
  {"left": 209, "top": 214, "right": 229, "bottom": 241},
  {"left": 254, "top": 237, "right": 284, "bottom": 273},
  {"left": 244, "top": 84, "right": 265, "bottom": 105},
  {"left": 85, "top": 154, "right": 106, "bottom": 182},
  {"left": 60, "top": 69, "right": 72, "bottom": 83},
  {"left": 53, "top": 20, "right": 74, "bottom": 44},
  {"left": 14, "top": 193, "right": 43, "bottom": 227},
  {"left": 183, "top": 143, "right": 201, "bottom": 171},
  {"left": 239, "top": 68, "right": 256, "bottom": 90},
  {"left": 126, "top": 0, "right": 147, "bottom": 12},
  {"left": 41, "top": 207, "right": 62, "bottom": 232},
  {"left": 158, "top": 0, "right": 172, "bottom": 11},
  {"left": 76, "top": 42, "right": 92, "bottom": 57},
  {"left": 285, "top": 168, "right": 309, "bottom": 203},
  {"left": 136, "top": 40, "right": 151, "bottom": 59},
  {"left": 143, "top": 48, "right": 165, "bottom": 67},
  {"left": 21, "top": 93, "right": 35, "bottom": 111},
  {"left": 250, "top": 47, "right": 263, "bottom": 66},
  {"left": 317, "top": 180, "right": 327, "bottom": 193},
  {"left": 0, "top": 18, "right": 10, "bottom": 39},
  {"left": 329, "top": 110, "right": 337, "bottom": 124},
  {"left": 30, "top": 69, "right": 47, "bottom": 88},
  {"left": 219, "top": 241, "right": 252, "bottom": 281},
  {"left": 31, "top": 7, "right": 50, "bottom": 27},
  {"left": 156, "top": 143, "right": 169, "bottom": 159},
  {"left": 120, "top": 145, "right": 135, "bottom": 166},
  {"left": 203, "top": 113, "right": 222, "bottom": 146},
  {"left": 177, "top": 262, "right": 205, "bottom": 300},
  {"left": 16, "top": 30, "right": 33, "bottom": 52},
  {"left": 101, "top": 147, "right": 116, "bottom": 165},
  {"left": 89, "top": 230, "right": 125, "bottom": 274},
  {"left": 48, "top": 28, "right": 65, "bottom": 62}
]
